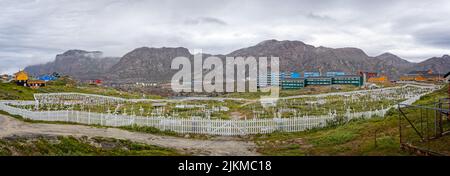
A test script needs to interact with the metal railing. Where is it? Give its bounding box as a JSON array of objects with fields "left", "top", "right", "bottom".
[{"left": 398, "top": 98, "right": 450, "bottom": 155}]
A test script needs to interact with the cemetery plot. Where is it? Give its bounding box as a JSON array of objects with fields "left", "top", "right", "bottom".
[
  {"left": 0, "top": 84, "right": 438, "bottom": 136},
  {"left": 8, "top": 85, "right": 432, "bottom": 120}
]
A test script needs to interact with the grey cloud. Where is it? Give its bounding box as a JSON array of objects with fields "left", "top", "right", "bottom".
[
  {"left": 305, "top": 12, "right": 334, "bottom": 21},
  {"left": 185, "top": 17, "right": 227, "bottom": 26},
  {"left": 414, "top": 28, "right": 450, "bottom": 47},
  {"left": 1, "top": 0, "right": 450, "bottom": 74}
]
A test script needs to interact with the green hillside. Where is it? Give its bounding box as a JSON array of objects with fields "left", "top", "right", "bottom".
[{"left": 0, "top": 136, "right": 181, "bottom": 156}]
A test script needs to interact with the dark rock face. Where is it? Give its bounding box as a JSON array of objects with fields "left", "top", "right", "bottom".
[
  {"left": 105, "top": 47, "right": 192, "bottom": 83},
  {"left": 25, "top": 50, "right": 120, "bottom": 80},
  {"left": 229, "top": 40, "right": 399, "bottom": 78},
  {"left": 24, "top": 40, "right": 450, "bottom": 83}
]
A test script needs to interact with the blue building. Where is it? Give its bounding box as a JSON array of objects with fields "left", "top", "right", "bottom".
[
  {"left": 257, "top": 72, "right": 280, "bottom": 88},
  {"left": 290, "top": 72, "right": 301, "bottom": 78},
  {"left": 38, "top": 74, "right": 57, "bottom": 82},
  {"left": 280, "top": 72, "right": 301, "bottom": 79},
  {"left": 258, "top": 72, "right": 301, "bottom": 87},
  {"left": 304, "top": 72, "right": 320, "bottom": 78},
  {"left": 326, "top": 72, "right": 346, "bottom": 77}
]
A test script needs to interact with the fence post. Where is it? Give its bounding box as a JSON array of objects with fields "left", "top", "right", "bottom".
[{"left": 101, "top": 113, "right": 103, "bottom": 126}]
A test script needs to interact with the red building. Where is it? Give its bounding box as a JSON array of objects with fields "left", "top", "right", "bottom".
[
  {"left": 89, "top": 79, "right": 102, "bottom": 85},
  {"left": 359, "top": 71, "right": 378, "bottom": 78}
]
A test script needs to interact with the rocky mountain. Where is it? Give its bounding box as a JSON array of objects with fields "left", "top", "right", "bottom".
[
  {"left": 228, "top": 40, "right": 405, "bottom": 78},
  {"left": 25, "top": 50, "right": 120, "bottom": 80},
  {"left": 105, "top": 47, "right": 192, "bottom": 83},
  {"left": 413, "top": 55, "right": 450, "bottom": 74},
  {"left": 372, "top": 52, "right": 416, "bottom": 79},
  {"left": 375, "top": 53, "right": 414, "bottom": 69},
  {"left": 24, "top": 40, "right": 450, "bottom": 83}
]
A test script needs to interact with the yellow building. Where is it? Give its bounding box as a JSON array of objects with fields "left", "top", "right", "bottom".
[{"left": 14, "top": 70, "right": 29, "bottom": 83}]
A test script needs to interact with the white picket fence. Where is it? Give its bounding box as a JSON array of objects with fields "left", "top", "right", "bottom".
[{"left": 0, "top": 101, "right": 389, "bottom": 136}]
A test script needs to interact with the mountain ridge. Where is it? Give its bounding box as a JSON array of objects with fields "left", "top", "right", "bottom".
[{"left": 24, "top": 39, "right": 450, "bottom": 83}]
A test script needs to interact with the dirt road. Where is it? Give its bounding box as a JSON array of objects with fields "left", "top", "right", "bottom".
[{"left": 0, "top": 114, "right": 259, "bottom": 156}]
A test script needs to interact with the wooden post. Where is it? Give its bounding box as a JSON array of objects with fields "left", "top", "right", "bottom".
[
  {"left": 100, "top": 113, "right": 103, "bottom": 126},
  {"left": 374, "top": 129, "right": 378, "bottom": 148}
]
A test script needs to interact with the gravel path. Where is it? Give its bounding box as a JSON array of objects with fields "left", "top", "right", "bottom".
[{"left": 0, "top": 114, "right": 259, "bottom": 156}]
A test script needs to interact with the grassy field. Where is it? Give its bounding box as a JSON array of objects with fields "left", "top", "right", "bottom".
[
  {"left": 0, "top": 135, "right": 182, "bottom": 156},
  {"left": 253, "top": 85, "right": 449, "bottom": 156}
]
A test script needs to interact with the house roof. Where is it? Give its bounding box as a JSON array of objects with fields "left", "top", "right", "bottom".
[{"left": 444, "top": 72, "right": 450, "bottom": 78}]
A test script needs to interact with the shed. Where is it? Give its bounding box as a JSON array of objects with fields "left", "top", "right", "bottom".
[{"left": 444, "top": 72, "right": 450, "bottom": 83}]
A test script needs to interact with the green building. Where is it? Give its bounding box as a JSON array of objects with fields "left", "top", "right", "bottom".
[
  {"left": 305, "top": 77, "right": 333, "bottom": 86},
  {"left": 281, "top": 78, "right": 305, "bottom": 89},
  {"left": 264, "top": 72, "right": 364, "bottom": 90},
  {"left": 332, "top": 75, "right": 364, "bottom": 86}
]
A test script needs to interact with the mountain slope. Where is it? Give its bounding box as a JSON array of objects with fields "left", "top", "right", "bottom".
[
  {"left": 414, "top": 55, "right": 450, "bottom": 74},
  {"left": 375, "top": 52, "right": 414, "bottom": 69},
  {"left": 25, "top": 50, "right": 120, "bottom": 80},
  {"left": 105, "top": 47, "right": 192, "bottom": 83},
  {"left": 373, "top": 52, "right": 415, "bottom": 79},
  {"left": 228, "top": 40, "right": 404, "bottom": 78},
  {"left": 24, "top": 40, "right": 450, "bottom": 83}
]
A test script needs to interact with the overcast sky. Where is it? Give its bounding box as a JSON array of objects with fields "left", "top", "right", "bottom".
[{"left": 1, "top": 0, "right": 450, "bottom": 74}]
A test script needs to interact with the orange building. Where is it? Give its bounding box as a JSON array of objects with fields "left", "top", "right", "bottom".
[
  {"left": 400, "top": 69, "right": 444, "bottom": 82},
  {"left": 367, "top": 75, "right": 389, "bottom": 83},
  {"left": 400, "top": 75, "right": 426, "bottom": 82}
]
